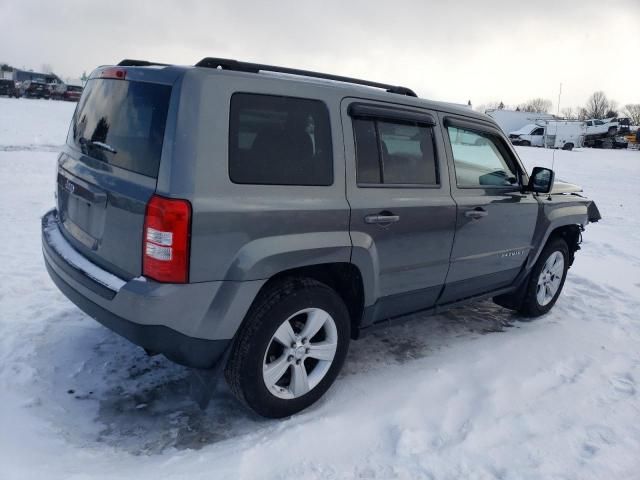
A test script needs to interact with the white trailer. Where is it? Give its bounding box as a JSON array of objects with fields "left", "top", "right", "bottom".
[
  {"left": 543, "top": 120, "right": 586, "bottom": 150},
  {"left": 486, "top": 109, "right": 555, "bottom": 135},
  {"left": 508, "top": 120, "right": 585, "bottom": 150}
]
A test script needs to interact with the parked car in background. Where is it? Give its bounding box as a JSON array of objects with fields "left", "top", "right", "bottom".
[
  {"left": 509, "top": 121, "right": 585, "bottom": 150},
  {"left": 585, "top": 118, "right": 618, "bottom": 136},
  {"left": 20, "top": 79, "right": 51, "bottom": 99},
  {"left": 0, "top": 79, "right": 20, "bottom": 97},
  {"left": 509, "top": 124, "right": 545, "bottom": 146},
  {"left": 51, "top": 84, "right": 83, "bottom": 101},
  {"left": 63, "top": 84, "right": 83, "bottom": 101},
  {"left": 613, "top": 117, "right": 631, "bottom": 134}
]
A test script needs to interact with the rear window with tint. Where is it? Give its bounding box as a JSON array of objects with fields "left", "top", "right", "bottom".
[
  {"left": 229, "top": 93, "right": 333, "bottom": 185},
  {"left": 69, "top": 79, "right": 171, "bottom": 178}
]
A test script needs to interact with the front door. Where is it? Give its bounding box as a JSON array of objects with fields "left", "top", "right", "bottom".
[
  {"left": 439, "top": 116, "right": 538, "bottom": 303},
  {"left": 531, "top": 126, "right": 545, "bottom": 147},
  {"left": 342, "top": 99, "right": 457, "bottom": 324}
]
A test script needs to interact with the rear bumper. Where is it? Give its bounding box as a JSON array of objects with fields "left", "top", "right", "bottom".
[{"left": 42, "top": 209, "right": 263, "bottom": 368}]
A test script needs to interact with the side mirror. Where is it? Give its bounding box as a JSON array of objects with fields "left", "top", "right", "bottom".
[{"left": 527, "top": 167, "right": 555, "bottom": 194}]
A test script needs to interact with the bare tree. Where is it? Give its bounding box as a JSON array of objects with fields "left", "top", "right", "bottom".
[
  {"left": 561, "top": 107, "right": 576, "bottom": 120},
  {"left": 577, "top": 108, "right": 589, "bottom": 121},
  {"left": 584, "top": 91, "right": 612, "bottom": 119},
  {"left": 41, "top": 63, "right": 53, "bottom": 74},
  {"left": 518, "top": 98, "right": 552, "bottom": 113},
  {"left": 624, "top": 104, "right": 640, "bottom": 125}
]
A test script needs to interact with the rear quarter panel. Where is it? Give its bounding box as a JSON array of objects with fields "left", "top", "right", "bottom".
[{"left": 162, "top": 70, "right": 351, "bottom": 282}]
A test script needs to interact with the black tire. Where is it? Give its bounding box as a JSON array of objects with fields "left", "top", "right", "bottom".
[
  {"left": 225, "top": 277, "right": 351, "bottom": 418},
  {"left": 518, "top": 238, "right": 569, "bottom": 317},
  {"left": 521, "top": 140, "right": 531, "bottom": 147},
  {"left": 562, "top": 143, "right": 574, "bottom": 151}
]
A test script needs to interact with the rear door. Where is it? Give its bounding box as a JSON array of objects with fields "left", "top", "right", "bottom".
[
  {"left": 342, "top": 99, "right": 457, "bottom": 324},
  {"left": 439, "top": 115, "right": 538, "bottom": 303},
  {"left": 56, "top": 69, "right": 174, "bottom": 279}
]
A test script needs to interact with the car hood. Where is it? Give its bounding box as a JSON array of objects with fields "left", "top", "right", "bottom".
[
  {"left": 547, "top": 181, "right": 602, "bottom": 223},
  {"left": 551, "top": 180, "right": 582, "bottom": 194}
]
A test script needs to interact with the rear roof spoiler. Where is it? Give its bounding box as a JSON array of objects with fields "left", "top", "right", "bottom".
[{"left": 117, "top": 59, "right": 170, "bottom": 67}]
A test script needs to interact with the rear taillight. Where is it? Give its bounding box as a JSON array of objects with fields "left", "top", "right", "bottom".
[{"left": 143, "top": 195, "right": 191, "bottom": 283}]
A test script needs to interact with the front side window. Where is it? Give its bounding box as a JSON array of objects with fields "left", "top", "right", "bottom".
[
  {"left": 447, "top": 126, "right": 518, "bottom": 188},
  {"left": 353, "top": 117, "right": 438, "bottom": 185},
  {"left": 532, "top": 127, "right": 544, "bottom": 135},
  {"left": 229, "top": 93, "right": 333, "bottom": 186}
]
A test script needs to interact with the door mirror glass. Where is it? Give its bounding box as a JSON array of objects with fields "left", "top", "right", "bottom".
[{"left": 528, "top": 166, "right": 555, "bottom": 193}]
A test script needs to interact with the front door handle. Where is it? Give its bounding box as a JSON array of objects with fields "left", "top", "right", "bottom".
[
  {"left": 464, "top": 208, "right": 488, "bottom": 219},
  {"left": 364, "top": 212, "right": 400, "bottom": 225}
]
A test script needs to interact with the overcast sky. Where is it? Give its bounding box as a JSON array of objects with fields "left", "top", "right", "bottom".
[{"left": 1, "top": 0, "right": 638, "bottom": 110}]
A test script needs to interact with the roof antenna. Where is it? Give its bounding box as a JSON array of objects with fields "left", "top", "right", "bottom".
[
  {"left": 551, "top": 82, "right": 562, "bottom": 172},
  {"left": 548, "top": 82, "right": 562, "bottom": 200}
]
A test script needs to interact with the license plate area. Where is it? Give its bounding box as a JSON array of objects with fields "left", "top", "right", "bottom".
[{"left": 57, "top": 170, "right": 107, "bottom": 250}]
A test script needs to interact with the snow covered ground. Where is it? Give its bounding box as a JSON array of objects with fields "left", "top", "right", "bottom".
[{"left": 1, "top": 97, "right": 639, "bottom": 480}]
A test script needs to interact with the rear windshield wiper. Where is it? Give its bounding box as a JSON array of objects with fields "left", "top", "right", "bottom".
[{"left": 79, "top": 137, "right": 117, "bottom": 154}]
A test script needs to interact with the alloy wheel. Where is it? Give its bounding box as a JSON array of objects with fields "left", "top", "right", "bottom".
[
  {"left": 536, "top": 251, "right": 565, "bottom": 306},
  {"left": 262, "top": 308, "right": 338, "bottom": 400}
]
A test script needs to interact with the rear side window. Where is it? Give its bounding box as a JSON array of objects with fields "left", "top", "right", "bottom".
[
  {"left": 229, "top": 93, "right": 333, "bottom": 186},
  {"left": 447, "top": 126, "right": 518, "bottom": 187},
  {"left": 69, "top": 79, "right": 171, "bottom": 178},
  {"left": 352, "top": 117, "right": 439, "bottom": 185}
]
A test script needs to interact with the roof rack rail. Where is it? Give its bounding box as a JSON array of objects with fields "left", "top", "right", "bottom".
[
  {"left": 194, "top": 57, "right": 417, "bottom": 97},
  {"left": 117, "top": 59, "right": 170, "bottom": 67}
]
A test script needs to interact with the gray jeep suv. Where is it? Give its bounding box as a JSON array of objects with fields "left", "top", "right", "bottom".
[{"left": 42, "top": 58, "right": 601, "bottom": 418}]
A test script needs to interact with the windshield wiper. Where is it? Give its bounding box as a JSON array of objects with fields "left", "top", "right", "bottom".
[{"left": 79, "top": 137, "right": 117, "bottom": 154}]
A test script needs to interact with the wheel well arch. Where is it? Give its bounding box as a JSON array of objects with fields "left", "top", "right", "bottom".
[
  {"left": 547, "top": 224, "right": 581, "bottom": 266},
  {"left": 253, "top": 263, "right": 365, "bottom": 339}
]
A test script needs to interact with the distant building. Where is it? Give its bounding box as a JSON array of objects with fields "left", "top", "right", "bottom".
[
  {"left": 13, "top": 68, "right": 63, "bottom": 84},
  {"left": 1, "top": 65, "right": 63, "bottom": 84}
]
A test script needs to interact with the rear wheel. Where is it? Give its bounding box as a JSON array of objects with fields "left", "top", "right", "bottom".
[
  {"left": 562, "top": 143, "right": 574, "bottom": 151},
  {"left": 519, "top": 238, "right": 569, "bottom": 317},
  {"left": 225, "top": 278, "right": 350, "bottom": 418}
]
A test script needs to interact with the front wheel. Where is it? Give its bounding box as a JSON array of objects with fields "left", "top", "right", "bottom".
[
  {"left": 225, "top": 278, "right": 350, "bottom": 418},
  {"left": 519, "top": 238, "right": 569, "bottom": 317}
]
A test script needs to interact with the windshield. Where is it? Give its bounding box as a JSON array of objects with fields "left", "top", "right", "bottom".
[{"left": 69, "top": 79, "right": 171, "bottom": 178}]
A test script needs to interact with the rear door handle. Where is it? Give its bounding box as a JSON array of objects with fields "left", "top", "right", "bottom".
[
  {"left": 364, "top": 213, "right": 400, "bottom": 225},
  {"left": 464, "top": 208, "right": 488, "bottom": 219}
]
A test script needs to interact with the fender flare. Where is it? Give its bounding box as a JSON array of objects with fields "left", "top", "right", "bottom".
[
  {"left": 526, "top": 202, "right": 588, "bottom": 269},
  {"left": 223, "top": 231, "right": 353, "bottom": 281}
]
